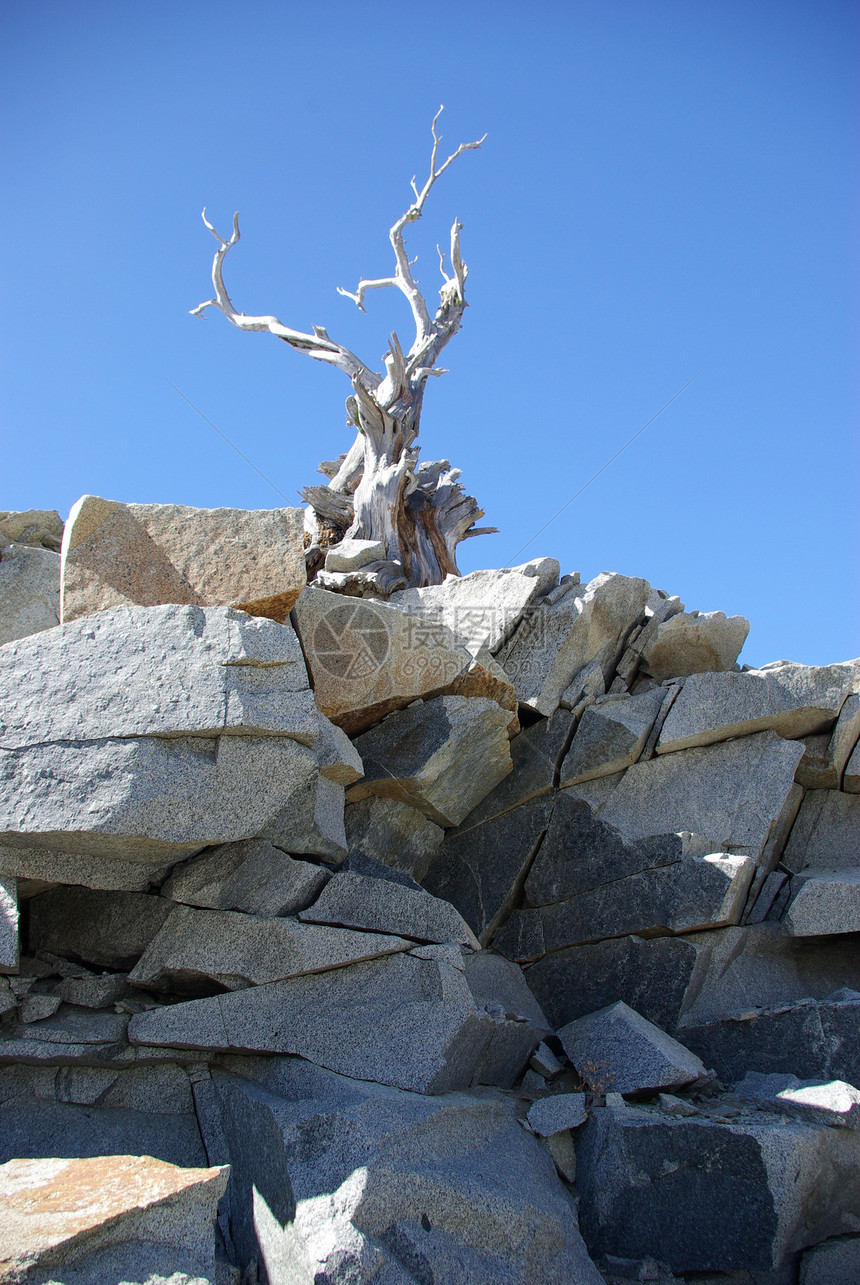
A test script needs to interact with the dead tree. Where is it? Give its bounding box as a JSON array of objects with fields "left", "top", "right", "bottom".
[{"left": 191, "top": 108, "right": 497, "bottom": 595}]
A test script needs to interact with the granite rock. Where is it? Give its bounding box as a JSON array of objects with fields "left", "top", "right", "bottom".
[
  {"left": 783, "top": 869, "right": 860, "bottom": 936},
  {"left": 202, "top": 1056, "right": 603, "bottom": 1285},
  {"left": 782, "top": 789, "right": 860, "bottom": 873},
  {"left": 347, "top": 695, "right": 513, "bottom": 827},
  {"left": 463, "top": 949, "right": 551, "bottom": 1088},
  {"left": 129, "top": 951, "right": 497, "bottom": 1095},
  {"left": 299, "top": 869, "right": 480, "bottom": 948},
  {"left": 559, "top": 688, "right": 665, "bottom": 785},
  {"left": 0, "top": 732, "right": 347, "bottom": 872},
  {"left": 657, "top": 661, "right": 860, "bottom": 755},
  {"left": 28, "top": 888, "right": 172, "bottom": 970},
  {"left": 291, "top": 585, "right": 478, "bottom": 735},
  {"left": 800, "top": 1235, "right": 860, "bottom": 1285},
  {"left": 324, "top": 536, "right": 386, "bottom": 572},
  {"left": 61, "top": 493, "right": 306, "bottom": 624},
  {"left": 424, "top": 795, "right": 555, "bottom": 944},
  {"left": 498, "top": 852, "right": 754, "bottom": 961},
  {"left": 576, "top": 1097, "right": 860, "bottom": 1274},
  {"left": 795, "top": 693, "right": 860, "bottom": 789},
  {"left": 565, "top": 730, "right": 805, "bottom": 860},
  {"left": 497, "top": 571, "right": 651, "bottom": 716},
  {"left": 735, "top": 1071, "right": 860, "bottom": 1128},
  {"left": 128, "top": 902, "right": 412, "bottom": 993},
  {"left": 845, "top": 737, "right": 860, "bottom": 792},
  {"left": 454, "top": 709, "right": 574, "bottom": 830},
  {"left": 162, "top": 839, "right": 331, "bottom": 917},
  {"left": 0, "top": 509, "right": 63, "bottom": 551},
  {"left": 387, "top": 559, "right": 561, "bottom": 656},
  {"left": 0, "top": 544, "right": 60, "bottom": 646},
  {"left": 343, "top": 796, "right": 444, "bottom": 882},
  {"left": 527, "top": 1093, "right": 589, "bottom": 1136},
  {"left": 0, "top": 878, "right": 18, "bottom": 972},
  {"left": 558, "top": 1002, "right": 707, "bottom": 1096},
  {"left": 639, "top": 610, "right": 749, "bottom": 681},
  {"left": 0, "top": 1154, "right": 228, "bottom": 1283}
]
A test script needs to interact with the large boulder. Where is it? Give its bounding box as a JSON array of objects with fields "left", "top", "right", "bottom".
[
  {"left": 200, "top": 1056, "right": 603, "bottom": 1285},
  {"left": 60, "top": 493, "right": 306, "bottom": 624},
  {"left": 162, "top": 839, "right": 332, "bottom": 917},
  {"left": 638, "top": 609, "right": 749, "bottom": 681},
  {"left": 558, "top": 1001, "right": 707, "bottom": 1095}
]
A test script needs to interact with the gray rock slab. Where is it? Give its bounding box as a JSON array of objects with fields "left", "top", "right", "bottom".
[
  {"left": 657, "top": 661, "right": 860, "bottom": 755},
  {"left": 800, "top": 1235, "right": 860, "bottom": 1285},
  {"left": 735, "top": 1072, "right": 860, "bottom": 1128},
  {"left": 201, "top": 1056, "right": 602, "bottom": 1285},
  {"left": 347, "top": 694, "right": 513, "bottom": 827},
  {"left": 639, "top": 610, "right": 749, "bottom": 681},
  {"left": 388, "top": 558, "right": 561, "bottom": 657},
  {"left": 312, "top": 712, "right": 364, "bottom": 785},
  {"left": 559, "top": 688, "right": 665, "bottom": 785},
  {"left": 129, "top": 952, "right": 497, "bottom": 1095},
  {"left": 56, "top": 973, "right": 130, "bottom": 1009},
  {"left": 424, "top": 795, "right": 555, "bottom": 944},
  {"left": 298, "top": 869, "right": 479, "bottom": 947},
  {"left": 343, "top": 795, "right": 444, "bottom": 882},
  {"left": 455, "top": 709, "right": 574, "bottom": 830},
  {"left": 845, "top": 737, "right": 860, "bottom": 792},
  {"left": 0, "top": 877, "right": 18, "bottom": 972},
  {"left": 291, "top": 584, "right": 477, "bottom": 736},
  {"left": 497, "top": 571, "right": 651, "bottom": 716},
  {"left": 783, "top": 868, "right": 860, "bottom": 936},
  {"left": 498, "top": 853, "right": 755, "bottom": 961},
  {"left": 527, "top": 1093, "right": 588, "bottom": 1136},
  {"left": 128, "top": 902, "right": 412, "bottom": 992},
  {"left": 567, "top": 730, "right": 805, "bottom": 860},
  {"left": 525, "top": 789, "right": 692, "bottom": 907},
  {"left": 576, "top": 1097, "right": 860, "bottom": 1274},
  {"left": 162, "top": 839, "right": 331, "bottom": 917},
  {"left": 680, "top": 994, "right": 860, "bottom": 1087},
  {"left": 782, "top": 789, "right": 860, "bottom": 873},
  {"left": 61, "top": 493, "right": 306, "bottom": 624},
  {"left": 0, "top": 842, "right": 172, "bottom": 893},
  {"left": 558, "top": 1001, "right": 707, "bottom": 1096},
  {"left": 0, "top": 602, "right": 319, "bottom": 751},
  {"left": 0, "top": 732, "right": 346, "bottom": 866},
  {"left": 0, "top": 544, "right": 60, "bottom": 646},
  {"left": 29, "top": 888, "right": 172, "bottom": 970}
]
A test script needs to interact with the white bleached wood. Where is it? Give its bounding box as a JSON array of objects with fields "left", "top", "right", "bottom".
[{"left": 192, "top": 109, "right": 494, "bottom": 591}]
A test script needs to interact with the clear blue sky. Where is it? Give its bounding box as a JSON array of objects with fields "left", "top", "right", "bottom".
[{"left": 2, "top": 1, "right": 857, "bottom": 667}]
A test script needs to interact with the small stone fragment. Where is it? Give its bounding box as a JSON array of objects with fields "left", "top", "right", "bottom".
[
  {"left": 527, "top": 1093, "right": 588, "bottom": 1136},
  {"left": 531, "top": 1041, "right": 564, "bottom": 1077},
  {"left": 558, "top": 1001, "right": 707, "bottom": 1096}
]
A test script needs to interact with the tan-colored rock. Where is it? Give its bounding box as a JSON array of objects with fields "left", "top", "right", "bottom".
[
  {"left": 640, "top": 610, "right": 749, "bottom": 681},
  {"left": 0, "top": 509, "right": 63, "bottom": 551},
  {"left": 0, "top": 544, "right": 60, "bottom": 646},
  {"left": 292, "top": 585, "right": 482, "bottom": 735},
  {"left": 0, "top": 1154, "right": 229, "bottom": 1283},
  {"left": 60, "top": 494, "right": 306, "bottom": 625}
]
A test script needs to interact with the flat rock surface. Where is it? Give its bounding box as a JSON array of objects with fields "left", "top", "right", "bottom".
[
  {"left": 299, "top": 869, "right": 479, "bottom": 947},
  {"left": 162, "top": 839, "right": 331, "bottom": 917},
  {"left": 0, "top": 1154, "right": 228, "bottom": 1281},
  {"left": 657, "top": 661, "right": 860, "bottom": 754},
  {"left": 497, "top": 852, "right": 754, "bottom": 960},
  {"left": 782, "top": 789, "right": 860, "bottom": 873},
  {"left": 0, "top": 878, "right": 17, "bottom": 972},
  {"left": 128, "top": 902, "right": 412, "bottom": 991},
  {"left": 558, "top": 1001, "right": 706, "bottom": 1095},
  {"left": 29, "top": 888, "right": 172, "bottom": 970},
  {"left": 0, "top": 544, "right": 60, "bottom": 647},
  {"left": 129, "top": 951, "right": 495, "bottom": 1095},
  {"left": 343, "top": 795, "right": 444, "bottom": 882},
  {"left": 735, "top": 1071, "right": 860, "bottom": 1128},
  {"left": 527, "top": 1093, "right": 588, "bottom": 1136},
  {"left": 348, "top": 694, "right": 512, "bottom": 827},
  {"left": 0, "top": 602, "right": 319, "bottom": 750},
  {"left": 0, "top": 732, "right": 346, "bottom": 865},
  {"left": 61, "top": 494, "right": 306, "bottom": 624},
  {"left": 559, "top": 688, "right": 665, "bottom": 785},
  {"left": 784, "top": 868, "right": 860, "bottom": 936},
  {"left": 566, "top": 730, "right": 804, "bottom": 859}
]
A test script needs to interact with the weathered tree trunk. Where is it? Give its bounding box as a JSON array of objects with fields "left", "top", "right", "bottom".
[{"left": 192, "top": 109, "right": 496, "bottom": 596}]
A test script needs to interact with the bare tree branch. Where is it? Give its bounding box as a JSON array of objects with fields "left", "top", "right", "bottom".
[{"left": 190, "top": 210, "right": 378, "bottom": 389}]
